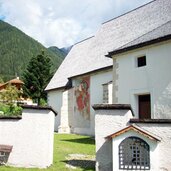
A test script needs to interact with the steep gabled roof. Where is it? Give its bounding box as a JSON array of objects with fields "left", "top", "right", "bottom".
[
  {"left": 46, "top": 0, "right": 171, "bottom": 91},
  {"left": 46, "top": 36, "right": 113, "bottom": 90},
  {"left": 107, "top": 20, "right": 171, "bottom": 56},
  {"left": 106, "top": 124, "right": 161, "bottom": 142}
]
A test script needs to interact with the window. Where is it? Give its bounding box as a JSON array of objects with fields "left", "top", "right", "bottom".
[
  {"left": 103, "top": 84, "right": 108, "bottom": 103},
  {"left": 0, "top": 145, "right": 12, "bottom": 165},
  {"left": 0, "top": 151, "right": 5, "bottom": 157},
  {"left": 0, "top": 151, "right": 9, "bottom": 164},
  {"left": 138, "top": 94, "right": 151, "bottom": 119},
  {"left": 119, "top": 137, "right": 150, "bottom": 170},
  {"left": 137, "top": 56, "right": 146, "bottom": 67}
]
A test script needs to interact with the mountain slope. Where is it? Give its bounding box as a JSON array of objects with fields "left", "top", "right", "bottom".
[
  {"left": 0, "top": 20, "right": 65, "bottom": 81},
  {"left": 48, "top": 46, "right": 66, "bottom": 59},
  {"left": 60, "top": 46, "right": 72, "bottom": 55}
]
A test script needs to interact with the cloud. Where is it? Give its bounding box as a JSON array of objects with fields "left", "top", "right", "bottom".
[{"left": 0, "top": 0, "right": 151, "bottom": 48}]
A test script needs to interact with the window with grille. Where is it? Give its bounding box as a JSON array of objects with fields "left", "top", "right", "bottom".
[
  {"left": 0, "top": 145, "right": 13, "bottom": 165},
  {"left": 119, "top": 137, "right": 150, "bottom": 170}
]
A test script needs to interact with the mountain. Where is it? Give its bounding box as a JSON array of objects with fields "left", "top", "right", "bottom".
[
  {"left": 0, "top": 20, "right": 65, "bottom": 81},
  {"left": 60, "top": 46, "right": 72, "bottom": 55},
  {"left": 48, "top": 46, "right": 72, "bottom": 58},
  {"left": 48, "top": 46, "right": 67, "bottom": 59}
]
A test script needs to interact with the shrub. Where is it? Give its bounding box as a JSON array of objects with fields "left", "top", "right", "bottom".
[
  {"left": 0, "top": 84, "right": 22, "bottom": 116},
  {"left": 0, "top": 103, "right": 22, "bottom": 116},
  {"left": 39, "top": 98, "right": 47, "bottom": 106}
]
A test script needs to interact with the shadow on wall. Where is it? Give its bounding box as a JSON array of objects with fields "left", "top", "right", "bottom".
[
  {"left": 60, "top": 137, "right": 95, "bottom": 145},
  {"left": 96, "top": 140, "right": 113, "bottom": 171}
]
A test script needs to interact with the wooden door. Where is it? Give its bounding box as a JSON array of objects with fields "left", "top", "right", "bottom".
[{"left": 138, "top": 94, "right": 151, "bottom": 119}]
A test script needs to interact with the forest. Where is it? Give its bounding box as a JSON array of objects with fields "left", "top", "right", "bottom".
[{"left": 0, "top": 20, "right": 65, "bottom": 81}]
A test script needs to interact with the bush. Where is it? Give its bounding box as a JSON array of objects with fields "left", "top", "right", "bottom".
[
  {"left": 10, "top": 105, "right": 22, "bottom": 116},
  {"left": 0, "top": 84, "right": 23, "bottom": 116},
  {"left": 0, "top": 103, "right": 22, "bottom": 116},
  {"left": 39, "top": 98, "right": 47, "bottom": 106}
]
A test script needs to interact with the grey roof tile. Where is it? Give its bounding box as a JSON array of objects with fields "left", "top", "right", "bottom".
[
  {"left": 46, "top": 0, "right": 171, "bottom": 91},
  {"left": 108, "top": 21, "right": 171, "bottom": 55}
]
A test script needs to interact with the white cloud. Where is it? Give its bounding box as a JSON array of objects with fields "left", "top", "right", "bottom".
[{"left": 0, "top": 0, "right": 151, "bottom": 48}]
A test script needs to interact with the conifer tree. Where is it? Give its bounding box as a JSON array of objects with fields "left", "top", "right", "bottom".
[{"left": 22, "top": 51, "right": 52, "bottom": 105}]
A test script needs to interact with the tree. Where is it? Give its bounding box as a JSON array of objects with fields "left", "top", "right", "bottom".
[
  {"left": 22, "top": 51, "right": 52, "bottom": 105},
  {"left": 0, "top": 76, "right": 4, "bottom": 83}
]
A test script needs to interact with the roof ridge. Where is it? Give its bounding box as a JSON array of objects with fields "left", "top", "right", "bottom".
[
  {"left": 102, "top": 0, "right": 156, "bottom": 25},
  {"left": 116, "top": 20, "right": 171, "bottom": 50},
  {"left": 74, "top": 36, "right": 94, "bottom": 46}
]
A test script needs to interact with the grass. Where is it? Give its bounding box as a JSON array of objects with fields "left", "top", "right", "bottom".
[{"left": 0, "top": 133, "right": 95, "bottom": 171}]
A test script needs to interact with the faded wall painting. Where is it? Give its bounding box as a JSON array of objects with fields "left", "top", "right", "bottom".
[{"left": 75, "top": 76, "right": 90, "bottom": 120}]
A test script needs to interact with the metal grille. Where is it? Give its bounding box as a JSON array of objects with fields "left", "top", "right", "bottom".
[
  {"left": 0, "top": 152, "right": 6, "bottom": 164},
  {"left": 119, "top": 137, "right": 150, "bottom": 170}
]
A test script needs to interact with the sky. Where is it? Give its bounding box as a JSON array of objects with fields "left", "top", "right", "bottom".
[{"left": 0, "top": 0, "right": 152, "bottom": 48}]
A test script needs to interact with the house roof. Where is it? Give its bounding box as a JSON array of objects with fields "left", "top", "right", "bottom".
[
  {"left": 107, "top": 20, "right": 171, "bottom": 57},
  {"left": 46, "top": 36, "right": 113, "bottom": 91},
  {"left": 0, "top": 144, "right": 13, "bottom": 153},
  {"left": 46, "top": 0, "right": 171, "bottom": 91},
  {"left": 0, "top": 77, "right": 24, "bottom": 90},
  {"left": 106, "top": 124, "right": 161, "bottom": 142},
  {"left": 8, "top": 78, "right": 24, "bottom": 84}
]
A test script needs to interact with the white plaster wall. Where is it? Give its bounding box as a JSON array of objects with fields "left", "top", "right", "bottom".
[
  {"left": 108, "top": 82, "right": 113, "bottom": 104},
  {"left": 60, "top": 90, "right": 70, "bottom": 128},
  {"left": 112, "top": 131, "right": 159, "bottom": 171},
  {"left": 48, "top": 69, "right": 112, "bottom": 136},
  {"left": 95, "top": 107, "right": 171, "bottom": 171},
  {"left": 90, "top": 70, "right": 113, "bottom": 135},
  {"left": 0, "top": 109, "right": 55, "bottom": 168},
  {"left": 48, "top": 90, "right": 63, "bottom": 131},
  {"left": 71, "top": 70, "right": 113, "bottom": 136},
  {"left": 58, "top": 89, "right": 74, "bottom": 133},
  {"left": 114, "top": 41, "right": 171, "bottom": 118},
  {"left": 135, "top": 123, "right": 171, "bottom": 171},
  {"left": 95, "top": 109, "right": 133, "bottom": 171}
]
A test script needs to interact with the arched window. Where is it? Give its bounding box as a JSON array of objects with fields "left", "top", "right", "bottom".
[{"left": 119, "top": 136, "right": 150, "bottom": 170}]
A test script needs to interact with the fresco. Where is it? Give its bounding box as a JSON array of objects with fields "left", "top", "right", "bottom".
[{"left": 75, "top": 76, "right": 90, "bottom": 120}]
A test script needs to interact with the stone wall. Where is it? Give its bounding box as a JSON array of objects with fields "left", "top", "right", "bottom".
[{"left": 0, "top": 106, "right": 56, "bottom": 168}]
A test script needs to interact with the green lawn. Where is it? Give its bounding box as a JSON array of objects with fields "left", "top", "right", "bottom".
[{"left": 0, "top": 133, "right": 95, "bottom": 171}]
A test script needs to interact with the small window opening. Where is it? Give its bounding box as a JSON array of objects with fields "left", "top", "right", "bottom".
[
  {"left": 119, "top": 137, "right": 150, "bottom": 170},
  {"left": 137, "top": 56, "right": 146, "bottom": 67}
]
